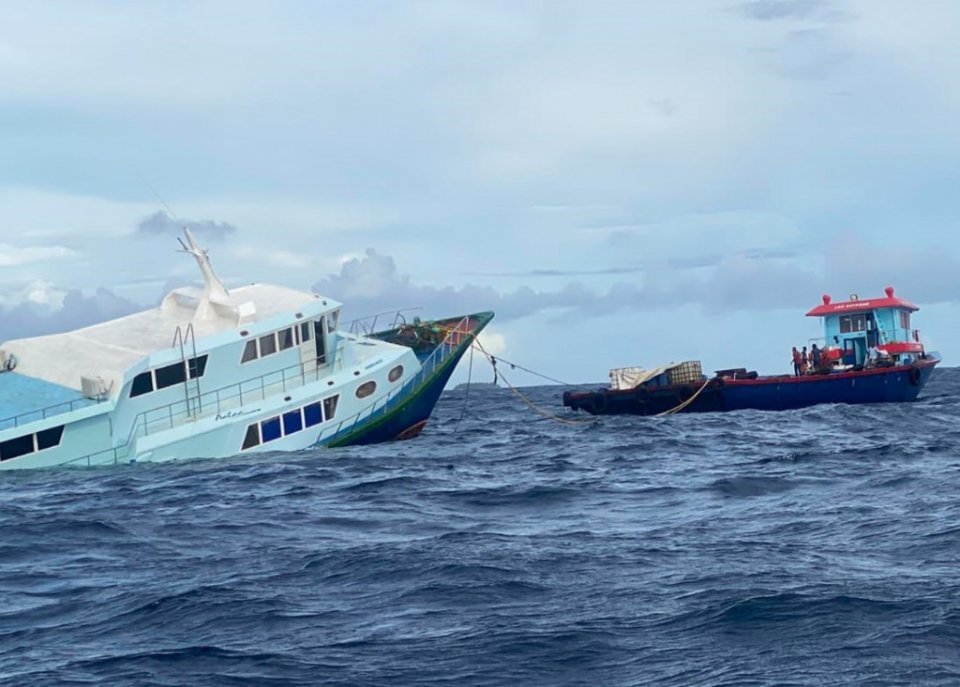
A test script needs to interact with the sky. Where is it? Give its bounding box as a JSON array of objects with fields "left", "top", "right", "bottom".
[{"left": 2, "top": 0, "right": 959, "bottom": 386}]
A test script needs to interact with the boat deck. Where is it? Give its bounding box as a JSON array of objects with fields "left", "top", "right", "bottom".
[{"left": 0, "top": 372, "right": 94, "bottom": 431}]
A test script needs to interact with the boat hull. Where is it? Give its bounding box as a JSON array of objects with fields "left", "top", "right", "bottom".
[
  {"left": 324, "top": 312, "right": 493, "bottom": 447},
  {"left": 563, "top": 357, "right": 940, "bottom": 416}
]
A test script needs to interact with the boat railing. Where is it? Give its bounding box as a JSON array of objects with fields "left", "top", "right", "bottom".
[
  {"left": 317, "top": 315, "right": 472, "bottom": 445},
  {"left": 0, "top": 396, "right": 101, "bottom": 433},
  {"left": 346, "top": 308, "right": 424, "bottom": 337}
]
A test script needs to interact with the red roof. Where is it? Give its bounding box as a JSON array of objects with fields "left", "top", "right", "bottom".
[{"left": 805, "top": 287, "right": 919, "bottom": 317}]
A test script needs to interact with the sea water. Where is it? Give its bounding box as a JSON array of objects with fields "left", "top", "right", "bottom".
[{"left": 2, "top": 369, "right": 959, "bottom": 685}]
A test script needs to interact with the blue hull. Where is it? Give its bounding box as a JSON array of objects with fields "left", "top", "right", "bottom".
[
  {"left": 321, "top": 312, "right": 493, "bottom": 447},
  {"left": 721, "top": 362, "right": 937, "bottom": 411},
  {"left": 563, "top": 358, "right": 940, "bottom": 416}
]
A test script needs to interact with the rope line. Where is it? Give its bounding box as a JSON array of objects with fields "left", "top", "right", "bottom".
[
  {"left": 451, "top": 343, "right": 473, "bottom": 433},
  {"left": 653, "top": 377, "right": 714, "bottom": 416},
  {"left": 470, "top": 338, "right": 597, "bottom": 427}
]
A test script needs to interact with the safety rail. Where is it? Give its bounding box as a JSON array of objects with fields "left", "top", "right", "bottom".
[
  {"left": 0, "top": 396, "right": 101, "bottom": 432},
  {"left": 347, "top": 308, "right": 424, "bottom": 337},
  {"left": 62, "top": 315, "right": 474, "bottom": 467}
]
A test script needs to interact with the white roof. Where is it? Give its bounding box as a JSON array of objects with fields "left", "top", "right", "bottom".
[{"left": 1, "top": 283, "right": 328, "bottom": 392}]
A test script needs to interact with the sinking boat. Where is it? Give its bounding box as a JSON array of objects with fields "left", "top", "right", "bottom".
[
  {"left": 0, "top": 229, "right": 493, "bottom": 470},
  {"left": 563, "top": 287, "right": 940, "bottom": 416}
]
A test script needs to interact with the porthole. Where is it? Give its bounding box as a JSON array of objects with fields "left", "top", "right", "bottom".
[
  {"left": 356, "top": 381, "right": 377, "bottom": 399},
  {"left": 388, "top": 365, "right": 404, "bottom": 383}
]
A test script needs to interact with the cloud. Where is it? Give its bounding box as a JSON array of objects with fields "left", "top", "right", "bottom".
[
  {"left": 736, "top": 0, "right": 835, "bottom": 22},
  {"left": 312, "top": 240, "right": 960, "bottom": 326},
  {"left": 1, "top": 287, "right": 140, "bottom": 342},
  {"left": 137, "top": 210, "right": 237, "bottom": 241},
  {"left": 0, "top": 243, "right": 74, "bottom": 267}
]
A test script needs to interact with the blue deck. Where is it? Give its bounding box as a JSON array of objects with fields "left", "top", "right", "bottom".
[{"left": 0, "top": 373, "right": 94, "bottom": 431}]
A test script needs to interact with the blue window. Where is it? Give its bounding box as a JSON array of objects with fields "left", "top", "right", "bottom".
[
  {"left": 283, "top": 409, "right": 303, "bottom": 435},
  {"left": 261, "top": 417, "right": 282, "bottom": 442},
  {"left": 304, "top": 402, "right": 323, "bottom": 427}
]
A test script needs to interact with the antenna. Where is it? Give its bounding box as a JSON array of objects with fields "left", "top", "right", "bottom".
[{"left": 136, "top": 171, "right": 231, "bottom": 314}]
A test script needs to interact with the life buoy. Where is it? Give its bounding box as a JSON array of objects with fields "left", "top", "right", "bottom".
[
  {"left": 908, "top": 366, "right": 922, "bottom": 386},
  {"left": 590, "top": 391, "right": 608, "bottom": 414}
]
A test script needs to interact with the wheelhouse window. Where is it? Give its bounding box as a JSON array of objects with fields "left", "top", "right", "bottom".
[
  {"left": 839, "top": 314, "right": 866, "bottom": 334},
  {"left": 278, "top": 328, "right": 295, "bottom": 351},
  {"left": 900, "top": 311, "right": 911, "bottom": 330},
  {"left": 155, "top": 361, "right": 187, "bottom": 390},
  {"left": 300, "top": 321, "right": 313, "bottom": 343},
  {"left": 130, "top": 371, "right": 154, "bottom": 398},
  {"left": 241, "top": 340, "right": 258, "bottom": 363},
  {"left": 188, "top": 355, "right": 209, "bottom": 379},
  {"left": 259, "top": 333, "right": 277, "bottom": 357},
  {"left": 328, "top": 310, "right": 340, "bottom": 332}
]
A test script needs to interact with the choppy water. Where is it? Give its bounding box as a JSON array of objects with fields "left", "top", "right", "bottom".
[{"left": 3, "top": 369, "right": 960, "bottom": 686}]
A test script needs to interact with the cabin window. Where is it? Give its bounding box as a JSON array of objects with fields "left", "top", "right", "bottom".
[
  {"left": 300, "top": 321, "right": 313, "bottom": 343},
  {"left": 241, "top": 340, "right": 258, "bottom": 363},
  {"left": 188, "top": 355, "right": 209, "bottom": 379},
  {"left": 242, "top": 424, "right": 260, "bottom": 450},
  {"left": 259, "top": 333, "right": 277, "bottom": 357},
  {"left": 839, "top": 314, "right": 866, "bottom": 334},
  {"left": 0, "top": 434, "right": 35, "bottom": 461},
  {"left": 278, "top": 328, "right": 295, "bottom": 351},
  {"left": 323, "top": 395, "right": 339, "bottom": 420},
  {"left": 388, "top": 365, "right": 404, "bottom": 383},
  {"left": 356, "top": 381, "right": 376, "bottom": 399},
  {"left": 130, "top": 371, "right": 154, "bottom": 398},
  {"left": 37, "top": 425, "right": 65, "bottom": 451},
  {"left": 283, "top": 409, "right": 303, "bottom": 435},
  {"left": 304, "top": 402, "right": 323, "bottom": 427},
  {"left": 900, "top": 311, "right": 911, "bottom": 330},
  {"left": 155, "top": 362, "right": 187, "bottom": 390},
  {"left": 328, "top": 310, "right": 340, "bottom": 332},
  {"left": 261, "top": 416, "right": 282, "bottom": 442}
]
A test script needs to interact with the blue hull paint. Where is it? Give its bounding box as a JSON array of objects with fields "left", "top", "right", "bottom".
[
  {"left": 721, "top": 363, "right": 936, "bottom": 411},
  {"left": 564, "top": 358, "right": 940, "bottom": 416},
  {"left": 334, "top": 353, "right": 458, "bottom": 446}
]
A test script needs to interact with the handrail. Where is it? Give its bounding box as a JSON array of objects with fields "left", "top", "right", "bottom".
[
  {"left": 0, "top": 396, "right": 101, "bottom": 432},
  {"left": 347, "top": 308, "right": 424, "bottom": 336}
]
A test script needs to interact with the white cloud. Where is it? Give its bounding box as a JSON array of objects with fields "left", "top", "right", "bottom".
[{"left": 0, "top": 243, "right": 74, "bottom": 267}]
